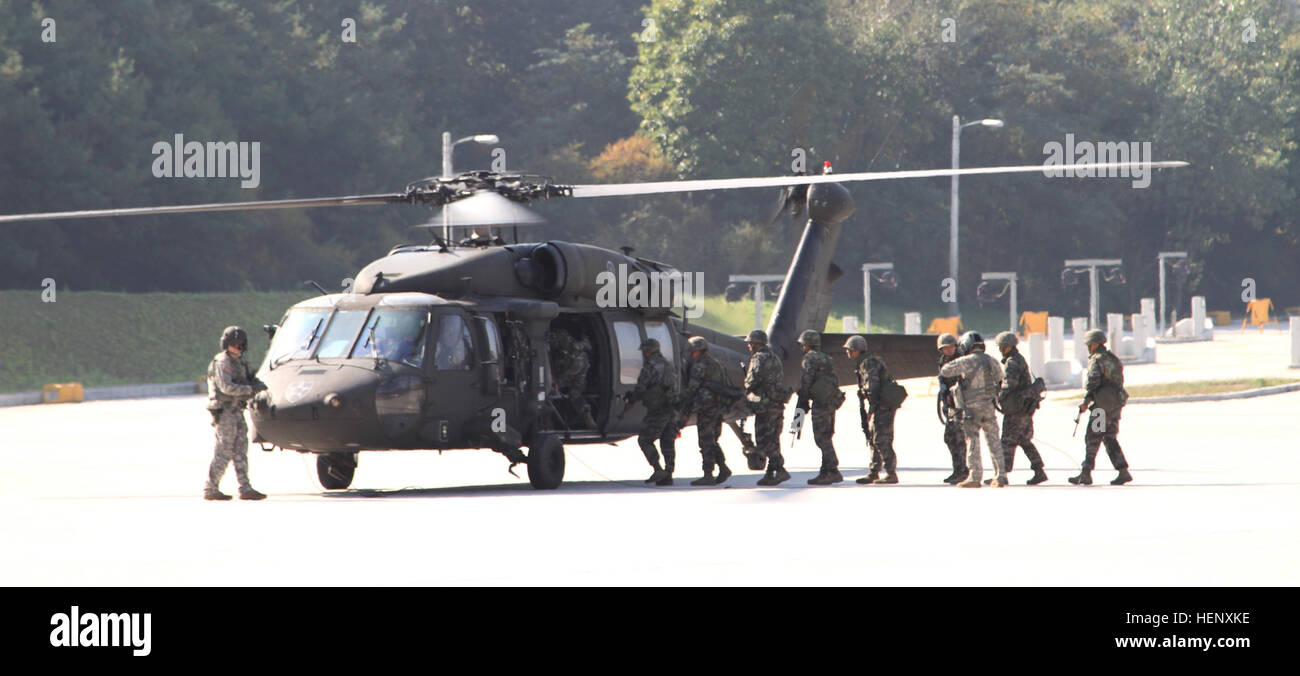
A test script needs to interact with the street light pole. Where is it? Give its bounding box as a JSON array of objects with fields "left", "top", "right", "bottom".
[
  {"left": 440, "top": 131, "right": 501, "bottom": 243},
  {"left": 949, "top": 116, "right": 1004, "bottom": 318}
]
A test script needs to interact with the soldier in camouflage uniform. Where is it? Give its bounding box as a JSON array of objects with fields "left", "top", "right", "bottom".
[
  {"left": 205, "top": 326, "right": 268, "bottom": 500},
  {"left": 936, "top": 333, "right": 968, "bottom": 484},
  {"left": 626, "top": 337, "right": 679, "bottom": 486},
  {"left": 795, "top": 330, "right": 845, "bottom": 485},
  {"left": 845, "top": 334, "right": 901, "bottom": 484},
  {"left": 995, "top": 332, "right": 1047, "bottom": 485},
  {"left": 548, "top": 328, "right": 596, "bottom": 428},
  {"left": 679, "top": 336, "right": 734, "bottom": 486},
  {"left": 940, "top": 332, "right": 1007, "bottom": 488},
  {"left": 1070, "top": 329, "right": 1132, "bottom": 486},
  {"left": 744, "top": 329, "right": 791, "bottom": 486}
]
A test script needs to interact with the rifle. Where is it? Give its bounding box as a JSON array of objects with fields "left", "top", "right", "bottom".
[
  {"left": 790, "top": 396, "right": 808, "bottom": 440},
  {"left": 1072, "top": 409, "right": 1082, "bottom": 436}
]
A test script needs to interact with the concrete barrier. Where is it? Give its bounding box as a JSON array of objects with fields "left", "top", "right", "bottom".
[
  {"left": 1048, "top": 316, "right": 1065, "bottom": 360},
  {"left": 1028, "top": 333, "right": 1045, "bottom": 377},
  {"left": 842, "top": 316, "right": 859, "bottom": 332},
  {"left": 1107, "top": 313, "right": 1124, "bottom": 355},
  {"left": 1072, "top": 317, "right": 1089, "bottom": 364},
  {"left": 0, "top": 381, "right": 202, "bottom": 408},
  {"left": 1192, "top": 296, "right": 1207, "bottom": 339},
  {"left": 904, "top": 312, "right": 922, "bottom": 335}
]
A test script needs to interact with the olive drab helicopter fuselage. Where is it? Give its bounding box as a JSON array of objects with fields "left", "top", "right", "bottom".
[{"left": 0, "top": 158, "right": 1186, "bottom": 491}]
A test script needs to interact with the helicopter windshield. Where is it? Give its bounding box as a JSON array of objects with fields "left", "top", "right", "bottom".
[
  {"left": 266, "top": 308, "right": 329, "bottom": 367},
  {"left": 352, "top": 309, "right": 428, "bottom": 366},
  {"left": 315, "top": 310, "right": 370, "bottom": 359}
]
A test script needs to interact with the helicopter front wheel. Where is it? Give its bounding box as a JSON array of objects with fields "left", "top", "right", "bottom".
[
  {"left": 316, "top": 452, "right": 358, "bottom": 490},
  {"left": 526, "top": 434, "right": 565, "bottom": 490}
]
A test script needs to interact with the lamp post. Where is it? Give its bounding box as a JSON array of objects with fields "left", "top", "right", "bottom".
[
  {"left": 1157, "top": 251, "right": 1188, "bottom": 336},
  {"left": 861, "top": 262, "right": 894, "bottom": 334},
  {"left": 949, "top": 116, "right": 1004, "bottom": 318},
  {"left": 441, "top": 131, "right": 500, "bottom": 242}
]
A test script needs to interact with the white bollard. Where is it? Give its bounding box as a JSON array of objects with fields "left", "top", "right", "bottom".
[
  {"left": 1048, "top": 316, "right": 1065, "bottom": 360},
  {"left": 1141, "top": 298, "right": 1156, "bottom": 329},
  {"left": 1130, "top": 313, "right": 1146, "bottom": 356},
  {"left": 842, "top": 316, "right": 859, "bottom": 333},
  {"left": 1028, "top": 333, "right": 1046, "bottom": 377},
  {"left": 1107, "top": 313, "right": 1124, "bottom": 353},
  {"left": 904, "top": 312, "right": 922, "bottom": 335},
  {"left": 1191, "top": 296, "right": 1207, "bottom": 339},
  {"left": 1072, "top": 317, "right": 1089, "bottom": 364},
  {"left": 1291, "top": 318, "right": 1300, "bottom": 368}
]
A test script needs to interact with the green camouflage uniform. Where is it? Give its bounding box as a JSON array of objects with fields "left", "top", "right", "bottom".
[
  {"left": 1082, "top": 346, "right": 1129, "bottom": 472},
  {"left": 856, "top": 353, "right": 897, "bottom": 474},
  {"left": 745, "top": 345, "right": 786, "bottom": 472},
  {"left": 798, "top": 349, "right": 841, "bottom": 472},
  {"left": 999, "top": 347, "right": 1043, "bottom": 473},
  {"left": 938, "top": 351, "right": 967, "bottom": 477},
  {"left": 940, "top": 350, "right": 1006, "bottom": 484},
  {"left": 630, "top": 349, "right": 680, "bottom": 472},
  {"left": 206, "top": 351, "right": 262, "bottom": 493},
  {"left": 548, "top": 329, "right": 593, "bottom": 425},
  {"left": 682, "top": 353, "right": 730, "bottom": 473}
]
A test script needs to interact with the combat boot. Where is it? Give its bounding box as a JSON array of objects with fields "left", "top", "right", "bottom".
[
  {"left": 856, "top": 472, "right": 879, "bottom": 485},
  {"left": 204, "top": 488, "right": 232, "bottom": 501},
  {"left": 653, "top": 470, "right": 673, "bottom": 486},
  {"left": 991, "top": 476, "right": 1008, "bottom": 487},
  {"left": 713, "top": 462, "right": 732, "bottom": 485},
  {"left": 875, "top": 472, "right": 899, "bottom": 484},
  {"left": 1111, "top": 469, "right": 1133, "bottom": 485},
  {"left": 1027, "top": 468, "right": 1048, "bottom": 486},
  {"left": 646, "top": 467, "right": 667, "bottom": 484},
  {"left": 942, "top": 471, "right": 959, "bottom": 483},
  {"left": 758, "top": 467, "right": 791, "bottom": 486},
  {"left": 944, "top": 471, "right": 968, "bottom": 485},
  {"left": 808, "top": 469, "right": 843, "bottom": 485},
  {"left": 1068, "top": 470, "right": 1092, "bottom": 486},
  {"left": 982, "top": 478, "right": 993, "bottom": 486},
  {"left": 239, "top": 488, "right": 267, "bottom": 500},
  {"left": 691, "top": 473, "right": 715, "bottom": 486},
  {"left": 956, "top": 478, "right": 982, "bottom": 488}
]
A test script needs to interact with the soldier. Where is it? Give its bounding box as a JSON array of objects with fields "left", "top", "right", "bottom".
[
  {"left": 940, "top": 332, "right": 1007, "bottom": 488},
  {"left": 936, "top": 333, "right": 968, "bottom": 484},
  {"left": 795, "top": 330, "right": 845, "bottom": 485},
  {"left": 995, "top": 332, "right": 1047, "bottom": 485},
  {"left": 548, "top": 328, "right": 596, "bottom": 428},
  {"left": 1070, "top": 329, "right": 1133, "bottom": 486},
  {"left": 744, "top": 329, "right": 791, "bottom": 486},
  {"left": 844, "top": 334, "right": 900, "bottom": 484},
  {"left": 204, "top": 326, "right": 268, "bottom": 501},
  {"left": 626, "top": 337, "right": 679, "bottom": 486},
  {"left": 679, "top": 336, "right": 734, "bottom": 486}
]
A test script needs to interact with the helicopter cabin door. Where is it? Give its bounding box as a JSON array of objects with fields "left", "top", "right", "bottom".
[{"left": 423, "top": 308, "right": 479, "bottom": 446}]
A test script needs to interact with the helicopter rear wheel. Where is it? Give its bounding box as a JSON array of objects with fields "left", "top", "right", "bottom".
[
  {"left": 526, "top": 434, "right": 565, "bottom": 490},
  {"left": 316, "top": 452, "right": 357, "bottom": 490}
]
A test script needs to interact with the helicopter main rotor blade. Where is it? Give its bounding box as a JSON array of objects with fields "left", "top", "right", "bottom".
[
  {"left": 567, "top": 161, "right": 1189, "bottom": 198},
  {"left": 0, "top": 193, "right": 409, "bottom": 224}
]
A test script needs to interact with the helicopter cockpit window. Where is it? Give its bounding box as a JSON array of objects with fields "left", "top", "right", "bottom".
[
  {"left": 434, "top": 314, "right": 474, "bottom": 370},
  {"left": 645, "top": 321, "right": 675, "bottom": 365},
  {"left": 265, "top": 308, "right": 329, "bottom": 367},
  {"left": 351, "top": 310, "right": 428, "bottom": 366},
  {"left": 315, "top": 310, "right": 369, "bottom": 359},
  {"left": 613, "top": 321, "right": 642, "bottom": 385}
]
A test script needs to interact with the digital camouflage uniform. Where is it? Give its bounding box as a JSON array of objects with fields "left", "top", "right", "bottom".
[
  {"left": 206, "top": 350, "right": 262, "bottom": 495},
  {"left": 630, "top": 348, "right": 680, "bottom": 475},
  {"left": 940, "top": 350, "right": 1006, "bottom": 484},
  {"left": 856, "top": 352, "right": 898, "bottom": 477},
  {"left": 937, "top": 351, "right": 967, "bottom": 480},
  {"left": 745, "top": 345, "right": 786, "bottom": 473},
  {"left": 798, "top": 349, "right": 841, "bottom": 473},
  {"left": 682, "top": 353, "right": 730, "bottom": 474},
  {"left": 1081, "top": 345, "right": 1129, "bottom": 474},
  {"left": 999, "top": 347, "right": 1044, "bottom": 474},
  {"left": 548, "top": 329, "right": 594, "bottom": 426}
]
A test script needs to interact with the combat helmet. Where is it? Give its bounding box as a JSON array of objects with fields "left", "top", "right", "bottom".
[
  {"left": 687, "top": 336, "right": 709, "bottom": 352},
  {"left": 959, "top": 331, "right": 984, "bottom": 353},
  {"left": 797, "top": 329, "right": 821, "bottom": 348},
  {"left": 844, "top": 334, "right": 869, "bottom": 352},
  {"left": 639, "top": 338, "right": 660, "bottom": 352},
  {"left": 745, "top": 329, "right": 768, "bottom": 345},
  {"left": 1084, "top": 328, "right": 1107, "bottom": 345},
  {"left": 221, "top": 326, "right": 249, "bottom": 351},
  {"left": 936, "top": 332, "right": 958, "bottom": 350},
  {"left": 994, "top": 331, "right": 1018, "bottom": 349}
]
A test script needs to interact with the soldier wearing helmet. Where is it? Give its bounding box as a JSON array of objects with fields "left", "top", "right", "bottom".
[
  {"left": 548, "top": 328, "right": 596, "bottom": 429},
  {"left": 940, "top": 331, "right": 1007, "bottom": 487},
  {"left": 844, "top": 334, "right": 901, "bottom": 484},
  {"left": 626, "top": 337, "right": 680, "bottom": 485},
  {"left": 679, "top": 336, "right": 735, "bottom": 486},
  {"left": 935, "top": 332, "right": 968, "bottom": 484},
  {"left": 796, "top": 330, "right": 845, "bottom": 485},
  {"left": 744, "top": 328, "right": 791, "bottom": 486},
  {"left": 204, "top": 326, "right": 268, "bottom": 501},
  {"left": 1070, "top": 329, "right": 1132, "bottom": 486},
  {"left": 994, "top": 331, "right": 1047, "bottom": 485}
]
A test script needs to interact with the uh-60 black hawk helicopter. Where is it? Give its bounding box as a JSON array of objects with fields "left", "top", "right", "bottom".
[{"left": 0, "top": 156, "right": 1185, "bottom": 491}]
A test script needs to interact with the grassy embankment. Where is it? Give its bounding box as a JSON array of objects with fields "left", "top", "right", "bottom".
[{"left": 1, "top": 290, "right": 1013, "bottom": 393}]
